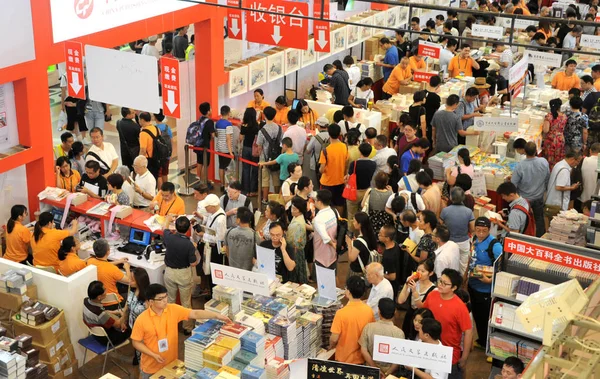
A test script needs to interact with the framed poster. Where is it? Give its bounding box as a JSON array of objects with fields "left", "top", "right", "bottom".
[
  {"left": 374, "top": 11, "right": 386, "bottom": 35},
  {"left": 386, "top": 7, "right": 400, "bottom": 28},
  {"left": 267, "top": 51, "right": 284, "bottom": 82},
  {"left": 248, "top": 58, "right": 267, "bottom": 90},
  {"left": 360, "top": 16, "right": 373, "bottom": 41},
  {"left": 346, "top": 24, "right": 360, "bottom": 48},
  {"left": 302, "top": 39, "right": 316, "bottom": 68},
  {"left": 228, "top": 65, "right": 248, "bottom": 98},
  {"left": 285, "top": 49, "right": 301, "bottom": 75},
  {"left": 398, "top": 6, "right": 409, "bottom": 27},
  {"left": 332, "top": 27, "right": 347, "bottom": 54}
]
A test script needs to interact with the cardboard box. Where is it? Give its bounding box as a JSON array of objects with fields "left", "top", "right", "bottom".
[
  {"left": 49, "top": 361, "right": 78, "bottom": 379},
  {"left": 59, "top": 344, "right": 76, "bottom": 369},
  {"left": 41, "top": 345, "right": 75, "bottom": 376},
  {"left": 13, "top": 311, "right": 66, "bottom": 346},
  {"left": 32, "top": 328, "right": 70, "bottom": 362},
  {"left": 0, "top": 285, "right": 38, "bottom": 312},
  {"left": 41, "top": 353, "right": 63, "bottom": 375}
]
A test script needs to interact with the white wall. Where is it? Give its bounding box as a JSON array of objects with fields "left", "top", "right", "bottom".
[
  {"left": 0, "top": 165, "right": 29, "bottom": 225},
  {"left": 0, "top": 0, "right": 35, "bottom": 69}
]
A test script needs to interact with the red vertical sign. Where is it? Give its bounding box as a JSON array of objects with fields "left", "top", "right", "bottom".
[
  {"left": 64, "top": 41, "right": 85, "bottom": 99},
  {"left": 244, "top": 0, "right": 309, "bottom": 49},
  {"left": 313, "top": 0, "right": 330, "bottom": 52},
  {"left": 160, "top": 57, "right": 181, "bottom": 119},
  {"left": 228, "top": 0, "right": 243, "bottom": 40}
]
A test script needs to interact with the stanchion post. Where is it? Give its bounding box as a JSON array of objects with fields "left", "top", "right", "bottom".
[
  {"left": 203, "top": 148, "right": 208, "bottom": 184},
  {"left": 179, "top": 144, "right": 194, "bottom": 196},
  {"left": 257, "top": 163, "right": 262, "bottom": 209}
]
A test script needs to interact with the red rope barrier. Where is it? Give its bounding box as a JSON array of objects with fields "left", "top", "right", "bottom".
[{"left": 188, "top": 145, "right": 260, "bottom": 167}]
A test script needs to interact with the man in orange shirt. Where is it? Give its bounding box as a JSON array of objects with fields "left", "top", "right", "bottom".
[
  {"left": 592, "top": 64, "right": 600, "bottom": 91},
  {"left": 551, "top": 60, "right": 581, "bottom": 91},
  {"left": 409, "top": 52, "right": 427, "bottom": 73},
  {"left": 382, "top": 57, "right": 413, "bottom": 97},
  {"left": 132, "top": 284, "right": 231, "bottom": 378},
  {"left": 87, "top": 239, "right": 131, "bottom": 309},
  {"left": 149, "top": 182, "right": 186, "bottom": 216},
  {"left": 512, "top": 0, "right": 531, "bottom": 15},
  {"left": 448, "top": 44, "right": 480, "bottom": 78},
  {"left": 330, "top": 276, "right": 375, "bottom": 364},
  {"left": 319, "top": 123, "right": 348, "bottom": 215},
  {"left": 139, "top": 111, "right": 162, "bottom": 179}
]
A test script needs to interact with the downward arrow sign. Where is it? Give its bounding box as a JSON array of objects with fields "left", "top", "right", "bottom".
[
  {"left": 316, "top": 29, "right": 328, "bottom": 49},
  {"left": 165, "top": 90, "right": 178, "bottom": 113},
  {"left": 230, "top": 18, "right": 240, "bottom": 37},
  {"left": 271, "top": 25, "right": 282, "bottom": 44},
  {"left": 69, "top": 72, "right": 82, "bottom": 95}
]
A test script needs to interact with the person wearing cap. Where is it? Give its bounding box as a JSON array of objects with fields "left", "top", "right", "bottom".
[
  {"left": 141, "top": 35, "right": 160, "bottom": 60},
  {"left": 473, "top": 77, "right": 492, "bottom": 108},
  {"left": 198, "top": 194, "right": 227, "bottom": 284},
  {"left": 468, "top": 217, "right": 502, "bottom": 351},
  {"left": 220, "top": 181, "right": 253, "bottom": 229},
  {"left": 132, "top": 155, "right": 157, "bottom": 209},
  {"left": 193, "top": 183, "right": 212, "bottom": 221}
]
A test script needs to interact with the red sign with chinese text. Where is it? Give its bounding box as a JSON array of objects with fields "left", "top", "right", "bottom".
[
  {"left": 160, "top": 57, "right": 181, "bottom": 119},
  {"left": 227, "top": 0, "right": 243, "bottom": 40},
  {"left": 418, "top": 42, "right": 441, "bottom": 59},
  {"left": 65, "top": 41, "right": 85, "bottom": 99},
  {"left": 244, "top": 0, "right": 308, "bottom": 49},
  {"left": 313, "top": 0, "right": 330, "bottom": 53},
  {"left": 413, "top": 71, "right": 438, "bottom": 83},
  {"left": 504, "top": 237, "right": 600, "bottom": 274}
]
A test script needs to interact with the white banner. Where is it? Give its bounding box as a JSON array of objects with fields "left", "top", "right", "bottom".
[
  {"left": 210, "top": 263, "right": 270, "bottom": 296},
  {"left": 472, "top": 24, "right": 504, "bottom": 39},
  {"left": 580, "top": 35, "right": 600, "bottom": 51},
  {"left": 316, "top": 264, "right": 337, "bottom": 300},
  {"left": 50, "top": 0, "right": 201, "bottom": 43},
  {"left": 509, "top": 55, "right": 529, "bottom": 85},
  {"left": 473, "top": 117, "right": 519, "bottom": 132},
  {"left": 373, "top": 336, "right": 453, "bottom": 374},
  {"left": 525, "top": 50, "right": 563, "bottom": 68}
]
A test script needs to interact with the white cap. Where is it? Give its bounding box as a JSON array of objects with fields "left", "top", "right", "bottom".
[
  {"left": 148, "top": 35, "right": 158, "bottom": 42},
  {"left": 200, "top": 194, "right": 220, "bottom": 208}
]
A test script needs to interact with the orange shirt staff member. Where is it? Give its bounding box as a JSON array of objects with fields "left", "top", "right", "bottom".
[
  {"left": 31, "top": 212, "right": 78, "bottom": 272},
  {"left": 58, "top": 236, "right": 86, "bottom": 277},
  {"left": 273, "top": 96, "right": 290, "bottom": 127},
  {"left": 4, "top": 205, "right": 32, "bottom": 264},
  {"left": 149, "top": 182, "right": 186, "bottom": 216},
  {"left": 247, "top": 89, "right": 270, "bottom": 120},
  {"left": 87, "top": 238, "right": 132, "bottom": 307},
  {"left": 409, "top": 54, "right": 427, "bottom": 72},
  {"left": 131, "top": 284, "right": 231, "bottom": 377},
  {"left": 55, "top": 157, "right": 81, "bottom": 193},
  {"left": 383, "top": 57, "right": 413, "bottom": 96},
  {"left": 448, "top": 44, "right": 480, "bottom": 78},
  {"left": 551, "top": 60, "right": 581, "bottom": 91}
]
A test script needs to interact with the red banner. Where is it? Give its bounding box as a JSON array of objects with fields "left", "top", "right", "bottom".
[
  {"left": 418, "top": 42, "right": 441, "bottom": 59},
  {"left": 313, "top": 0, "right": 330, "bottom": 53},
  {"left": 227, "top": 0, "right": 243, "bottom": 40},
  {"left": 413, "top": 71, "right": 438, "bottom": 83},
  {"left": 160, "top": 57, "right": 181, "bottom": 119},
  {"left": 64, "top": 41, "right": 86, "bottom": 99},
  {"left": 504, "top": 237, "right": 600, "bottom": 274},
  {"left": 244, "top": 0, "right": 308, "bottom": 49}
]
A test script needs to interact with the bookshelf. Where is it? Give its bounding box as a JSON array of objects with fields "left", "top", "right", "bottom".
[{"left": 486, "top": 233, "right": 600, "bottom": 366}]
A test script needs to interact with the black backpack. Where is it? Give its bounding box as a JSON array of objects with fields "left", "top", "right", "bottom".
[
  {"left": 143, "top": 127, "right": 170, "bottom": 167},
  {"left": 588, "top": 97, "right": 600, "bottom": 131},
  {"left": 260, "top": 126, "right": 283, "bottom": 171},
  {"left": 333, "top": 209, "right": 349, "bottom": 256}
]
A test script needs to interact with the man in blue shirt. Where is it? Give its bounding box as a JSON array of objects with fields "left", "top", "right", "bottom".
[
  {"left": 377, "top": 37, "right": 399, "bottom": 83},
  {"left": 400, "top": 138, "right": 430, "bottom": 173},
  {"left": 467, "top": 217, "right": 502, "bottom": 351}
]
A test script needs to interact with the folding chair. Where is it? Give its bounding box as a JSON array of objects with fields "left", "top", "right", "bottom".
[
  {"left": 101, "top": 293, "right": 123, "bottom": 312},
  {"left": 78, "top": 326, "right": 131, "bottom": 378},
  {"left": 35, "top": 265, "right": 56, "bottom": 274}
]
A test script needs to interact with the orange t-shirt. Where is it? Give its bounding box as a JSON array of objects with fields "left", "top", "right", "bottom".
[
  {"left": 139, "top": 125, "right": 161, "bottom": 158},
  {"left": 247, "top": 100, "right": 270, "bottom": 112},
  {"left": 31, "top": 228, "right": 70, "bottom": 272},
  {"left": 595, "top": 78, "right": 600, "bottom": 91},
  {"left": 59, "top": 253, "right": 87, "bottom": 276},
  {"left": 87, "top": 257, "right": 125, "bottom": 304},
  {"left": 56, "top": 170, "right": 81, "bottom": 192},
  {"left": 538, "top": 29, "right": 552, "bottom": 40},
  {"left": 551, "top": 72, "right": 581, "bottom": 91},
  {"left": 448, "top": 56, "right": 474, "bottom": 77},
  {"left": 318, "top": 141, "right": 348, "bottom": 186},
  {"left": 299, "top": 109, "right": 319, "bottom": 129},
  {"left": 409, "top": 56, "right": 427, "bottom": 72},
  {"left": 152, "top": 192, "right": 186, "bottom": 216},
  {"left": 4, "top": 222, "right": 31, "bottom": 263},
  {"left": 131, "top": 304, "right": 191, "bottom": 374},
  {"left": 274, "top": 107, "right": 290, "bottom": 125},
  {"left": 383, "top": 65, "right": 412, "bottom": 95},
  {"left": 331, "top": 301, "right": 375, "bottom": 364}
]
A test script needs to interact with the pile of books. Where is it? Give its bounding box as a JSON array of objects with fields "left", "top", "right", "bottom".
[
  {"left": 196, "top": 367, "right": 219, "bottom": 379},
  {"left": 221, "top": 323, "right": 251, "bottom": 339},
  {"left": 215, "top": 335, "right": 241, "bottom": 356},
  {"left": 489, "top": 332, "right": 541, "bottom": 364},
  {"left": 265, "top": 357, "right": 290, "bottom": 379},
  {"left": 205, "top": 299, "right": 230, "bottom": 318},
  {"left": 214, "top": 285, "right": 243, "bottom": 317},
  {"left": 268, "top": 316, "right": 297, "bottom": 359},
  {"left": 264, "top": 335, "right": 283, "bottom": 362},
  {"left": 315, "top": 302, "right": 342, "bottom": 349},
  {"left": 217, "top": 367, "right": 241, "bottom": 378},
  {"left": 493, "top": 272, "right": 521, "bottom": 298},
  {"left": 234, "top": 349, "right": 262, "bottom": 369},
  {"left": 235, "top": 313, "right": 266, "bottom": 336},
  {"left": 240, "top": 332, "right": 265, "bottom": 362},
  {"left": 185, "top": 319, "right": 226, "bottom": 372},
  {"left": 546, "top": 210, "right": 587, "bottom": 245},
  {"left": 203, "top": 345, "right": 233, "bottom": 371},
  {"left": 515, "top": 278, "right": 553, "bottom": 302},
  {"left": 0, "top": 351, "right": 27, "bottom": 379},
  {"left": 242, "top": 364, "right": 266, "bottom": 379}
]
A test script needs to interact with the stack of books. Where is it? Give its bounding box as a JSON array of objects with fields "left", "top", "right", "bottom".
[
  {"left": 205, "top": 299, "right": 229, "bottom": 318},
  {"left": 251, "top": 311, "right": 273, "bottom": 330},
  {"left": 233, "top": 350, "right": 261, "bottom": 368},
  {"left": 203, "top": 345, "right": 233, "bottom": 371},
  {"left": 265, "top": 357, "right": 290, "bottom": 379},
  {"left": 2, "top": 272, "right": 25, "bottom": 296},
  {"left": 546, "top": 210, "right": 587, "bottom": 245},
  {"left": 240, "top": 332, "right": 265, "bottom": 368},
  {"left": 235, "top": 313, "right": 266, "bottom": 336},
  {"left": 184, "top": 333, "right": 215, "bottom": 372},
  {"left": 214, "top": 335, "right": 241, "bottom": 356},
  {"left": 0, "top": 351, "right": 16, "bottom": 379},
  {"left": 274, "top": 282, "right": 299, "bottom": 297},
  {"left": 262, "top": 300, "right": 287, "bottom": 318},
  {"left": 493, "top": 272, "right": 522, "bottom": 298},
  {"left": 264, "top": 335, "right": 283, "bottom": 362},
  {"left": 220, "top": 323, "right": 251, "bottom": 339},
  {"left": 193, "top": 319, "right": 226, "bottom": 338},
  {"left": 0, "top": 337, "right": 17, "bottom": 353},
  {"left": 317, "top": 302, "right": 343, "bottom": 349},
  {"left": 218, "top": 366, "right": 242, "bottom": 377},
  {"left": 515, "top": 278, "right": 553, "bottom": 302},
  {"left": 242, "top": 364, "right": 267, "bottom": 379},
  {"left": 226, "top": 360, "right": 248, "bottom": 373},
  {"left": 268, "top": 316, "right": 297, "bottom": 360},
  {"left": 196, "top": 367, "right": 219, "bottom": 379},
  {"left": 214, "top": 285, "right": 243, "bottom": 317},
  {"left": 296, "top": 284, "right": 317, "bottom": 299}
]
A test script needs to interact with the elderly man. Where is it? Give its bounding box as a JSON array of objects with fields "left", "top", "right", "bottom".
[
  {"left": 86, "top": 127, "right": 119, "bottom": 177},
  {"left": 371, "top": 135, "right": 396, "bottom": 177},
  {"left": 132, "top": 155, "right": 157, "bottom": 209},
  {"left": 366, "top": 263, "right": 394, "bottom": 320},
  {"left": 198, "top": 194, "right": 227, "bottom": 293},
  {"left": 220, "top": 181, "right": 253, "bottom": 228}
]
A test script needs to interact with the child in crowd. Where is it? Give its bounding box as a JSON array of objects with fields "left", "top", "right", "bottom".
[
  {"left": 258, "top": 137, "right": 299, "bottom": 181},
  {"left": 215, "top": 105, "right": 234, "bottom": 192}
]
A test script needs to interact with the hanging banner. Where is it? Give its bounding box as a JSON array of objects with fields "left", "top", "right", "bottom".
[
  {"left": 373, "top": 336, "right": 453, "bottom": 374},
  {"left": 244, "top": 0, "right": 309, "bottom": 49},
  {"left": 227, "top": 0, "right": 243, "bottom": 40},
  {"left": 160, "top": 57, "right": 180, "bottom": 118},
  {"left": 210, "top": 263, "right": 271, "bottom": 296},
  {"left": 472, "top": 24, "right": 504, "bottom": 39},
  {"left": 314, "top": 0, "right": 330, "bottom": 52},
  {"left": 473, "top": 117, "right": 518, "bottom": 132},
  {"left": 307, "top": 359, "right": 380, "bottom": 379},
  {"left": 413, "top": 71, "right": 439, "bottom": 83},
  {"left": 418, "top": 41, "right": 441, "bottom": 59},
  {"left": 64, "top": 41, "right": 86, "bottom": 100},
  {"left": 525, "top": 50, "right": 562, "bottom": 68},
  {"left": 509, "top": 55, "right": 529, "bottom": 98}
]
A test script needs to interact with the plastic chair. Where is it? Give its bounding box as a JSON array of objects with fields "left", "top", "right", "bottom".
[
  {"left": 35, "top": 265, "right": 56, "bottom": 274},
  {"left": 78, "top": 326, "right": 131, "bottom": 378}
]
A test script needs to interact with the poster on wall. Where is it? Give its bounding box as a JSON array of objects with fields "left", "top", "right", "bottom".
[
  {"left": 374, "top": 11, "right": 387, "bottom": 35},
  {"left": 228, "top": 65, "right": 249, "bottom": 98},
  {"left": 386, "top": 7, "right": 400, "bottom": 28},
  {"left": 332, "top": 27, "right": 347, "bottom": 54},
  {"left": 302, "top": 39, "right": 317, "bottom": 68},
  {"left": 0, "top": 82, "right": 19, "bottom": 153},
  {"left": 284, "top": 49, "right": 301, "bottom": 75},
  {"left": 267, "top": 51, "right": 285, "bottom": 82},
  {"left": 346, "top": 24, "right": 361, "bottom": 48},
  {"left": 360, "top": 16, "right": 374, "bottom": 41},
  {"left": 248, "top": 58, "right": 267, "bottom": 90}
]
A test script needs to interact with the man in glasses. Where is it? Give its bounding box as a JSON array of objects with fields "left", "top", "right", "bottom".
[
  {"left": 131, "top": 284, "right": 231, "bottom": 378},
  {"left": 421, "top": 269, "right": 473, "bottom": 379}
]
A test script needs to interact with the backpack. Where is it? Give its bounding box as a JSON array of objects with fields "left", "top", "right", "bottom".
[
  {"left": 472, "top": 236, "right": 500, "bottom": 264},
  {"left": 333, "top": 209, "right": 349, "bottom": 256},
  {"left": 260, "top": 127, "right": 283, "bottom": 171},
  {"left": 157, "top": 123, "right": 173, "bottom": 158},
  {"left": 223, "top": 194, "right": 252, "bottom": 210},
  {"left": 512, "top": 202, "right": 536, "bottom": 237},
  {"left": 142, "top": 127, "right": 170, "bottom": 167},
  {"left": 588, "top": 98, "right": 600, "bottom": 131},
  {"left": 356, "top": 237, "right": 381, "bottom": 269},
  {"left": 186, "top": 117, "right": 208, "bottom": 146}
]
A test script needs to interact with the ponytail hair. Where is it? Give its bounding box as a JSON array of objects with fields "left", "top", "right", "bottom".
[
  {"left": 457, "top": 147, "right": 471, "bottom": 166},
  {"left": 58, "top": 236, "right": 77, "bottom": 261},
  {"left": 34, "top": 212, "right": 54, "bottom": 242},
  {"left": 549, "top": 98, "right": 562, "bottom": 119},
  {"left": 7, "top": 205, "right": 27, "bottom": 234},
  {"left": 356, "top": 77, "right": 374, "bottom": 88}
]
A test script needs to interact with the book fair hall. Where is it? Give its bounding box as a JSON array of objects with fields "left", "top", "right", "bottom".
[{"left": 2, "top": 0, "right": 600, "bottom": 378}]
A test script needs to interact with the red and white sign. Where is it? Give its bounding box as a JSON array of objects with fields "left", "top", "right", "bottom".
[
  {"left": 160, "top": 57, "right": 180, "bottom": 119},
  {"left": 418, "top": 42, "right": 441, "bottom": 59},
  {"left": 244, "top": 0, "right": 309, "bottom": 49},
  {"left": 596, "top": 15, "right": 600, "bottom": 22},
  {"left": 313, "top": 0, "right": 330, "bottom": 53},
  {"left": 65, "top": 41, "right": 85, "bottom": 99},
  {"left": 413, "top": 71, "right": 438, "bottom": 83},
  {"left": 509, "top": 54, "right": 529, "bottom": 99},
  {"left": 227, "top": 0, "right": 243, "bottom": 40},
  {"left": 504, "top": 237, "right": 600, "bottom": 274}
]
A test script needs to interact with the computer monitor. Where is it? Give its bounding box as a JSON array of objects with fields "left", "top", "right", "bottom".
[
  {"left": 292, "top": 99, "right": 300, "bottom": 111},
  {"left": 128, "top": 228, "right": 151, "bottom": 246}
]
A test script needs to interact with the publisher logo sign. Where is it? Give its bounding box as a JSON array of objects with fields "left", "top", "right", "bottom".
[
  {"left": 74, "top": 0, "right": 93, "bottom": 19},
  {"left": 215, "top": 269, "right": 223, "bottom": 279},
  {"left": 378, "top": 343, "right": 390, "bottom": 354}
]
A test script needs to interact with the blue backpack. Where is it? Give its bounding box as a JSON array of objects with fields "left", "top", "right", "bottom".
[{"left": 186, "top": 117, "right": 208, "bottom": 147}]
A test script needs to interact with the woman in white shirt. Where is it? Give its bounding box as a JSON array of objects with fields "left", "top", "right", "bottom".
[
  {"left": 281, "top": 162, "right": 303, "bottom": 208},
  {"left": 348, "top": 77, "right": 375, "bottom": 109},
  {"left": 344, "top": 56, "right": 362, "bottom": 93}
]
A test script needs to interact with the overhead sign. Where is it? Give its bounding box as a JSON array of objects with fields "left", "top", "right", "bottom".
[
  {"left": 50, "top": 0, "right": 201, "bottom": 43},
  {"left": 307, "top": 359, "right": 380, "bottom": 379},
  {"left": 314, "top": 0, "right": 330, "bottom": 52},
  {"left": 418, "top": 41, "right": 441, "bottom": 59},
  {"left": 64, "top": 41, "right": 85, "bottom": 99},
  {"left": 160, "top": 57, "right": 180, "bottom": 118},
  {"left": 373, "top": 336, "right": 453, "bottom": 374},
  {"left": 413, "top": 71, "right": 439, "bottom": 83},
  {"left": 210, "top": 263, "right": 271, "bottom": 296},
  {"left": 244, "top": 0, "right": 309, "bottom": 49},
  {"left": 472, "top": 24, "right": 504, "bottom": 39},
  {"left": 473, "top": 117, "right": 518, "bottom": 132},
  {"left": 227, "top": 0, "right": 243, "bottom": 40},
  {"left": 525, "top": 50, "right": 562, "bottom": 68},
  {"left": 580, "top": 35, "right": 600, "bottom": 51}
]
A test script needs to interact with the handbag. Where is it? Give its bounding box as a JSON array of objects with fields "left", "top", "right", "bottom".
[
  {"left": 442, "top": 165, "right": 461, "bottom": 199},
  {"left": 361, "top": 188, "right": 372, "bottom": 213},
  {"left": 251, "top": 135, "right": 261, "bottom": 158},
  {"left": 342, "top": 161, "right": 358, "bottom": 201}
]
